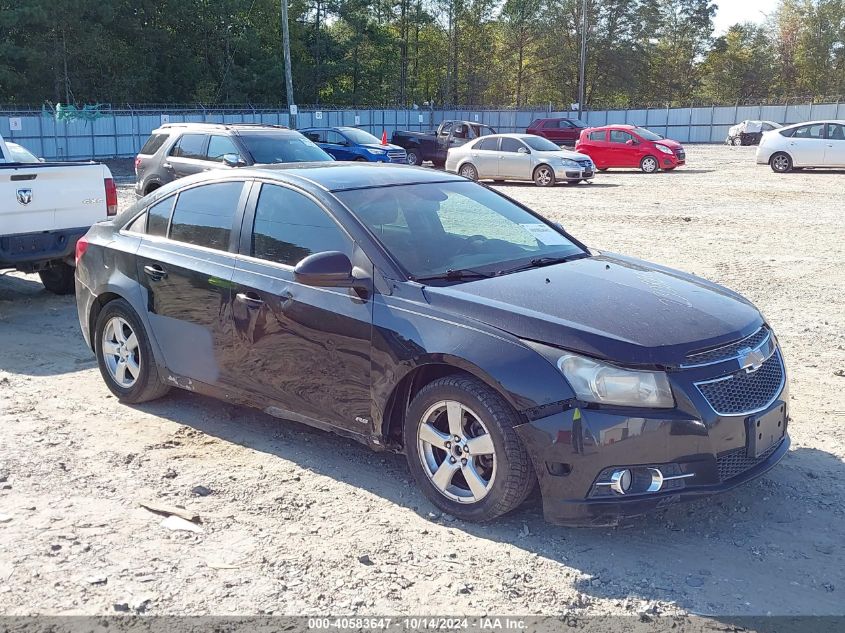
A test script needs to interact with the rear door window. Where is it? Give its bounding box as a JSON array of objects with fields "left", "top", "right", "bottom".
[
  {"left": 140, "top": 134, "right": 168, "bottom": 155},
  {"left": 251, "top": 184, "right": 350, "bottom": 267},
  {"left": 147, "top": 197, "right": 176, "bottom": 237},
  {"left": 792, "top": 124, "right": 825, "bottom": 139},
  {"left": 206, "top": 135, "right": 241, "bottom": 162},
  {"left": 589, "top": 130, "right": 607, "bottom": 141},
  {"left": 542, "top": 120, "right": 560, "bottom": 129},
  {"left": 170, "top": 134, "right": 208, "bottom": 159},
  {"left": 475, "top": 137, "right": 499, "bottom": 151},
  {"left": 168, "top": 182, "right": 244, "bottom": 250}
]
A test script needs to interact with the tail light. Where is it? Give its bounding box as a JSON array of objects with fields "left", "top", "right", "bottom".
[
  {"left": 134, "top": 157, "right": 141, "bottom": 172},
  {"left": 104, "top": 178, "right": 118, "bottom": 216},
  {"left": 75, "top": 236, "right": 89, "bottom": 265}
]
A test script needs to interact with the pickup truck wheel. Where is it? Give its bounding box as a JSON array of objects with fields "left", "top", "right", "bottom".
[
  {"left": 94, "top": 298, "right": 170, "bottom": 403},
  {"left": 38, "top": 263, "right": 75, "bottom": 295},
  {"left": 459, "top": 163, "right": 479, "bottom": 181},
  {"left": 404, "top": 375, "right": 536, "bottom": 522},
  {"left": 533, "top": 165, "right": 556, "bottom": 187},
  {"left": 406, "top": 149, "right": 422, "bottom": 166}
]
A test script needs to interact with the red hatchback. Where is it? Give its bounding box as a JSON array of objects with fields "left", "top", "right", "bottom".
[
  {"left": 575, "top": 125, "right": 686, "bottom": 173},
  {"left": 526, "top": 118, "right": 588, "bottom": 146}
]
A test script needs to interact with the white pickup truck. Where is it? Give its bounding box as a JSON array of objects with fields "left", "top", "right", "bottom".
[{"left": 0, "top": 134, "right": 117, "bottom": 294}]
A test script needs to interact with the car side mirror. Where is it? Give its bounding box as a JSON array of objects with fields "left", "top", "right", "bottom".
[
  {"left": 294, "top": 251, "right": 353, "bottom": 287},
  {"left": 518, "top": 147, "right": 530, "bottom": 154},
  {"left": 223, "top": 153, "right": 245, "bottom": 167}
]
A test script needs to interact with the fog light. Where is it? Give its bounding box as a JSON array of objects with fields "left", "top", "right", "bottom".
[{"left": 609, "top": 469, "right": 632, "bottom": 495}]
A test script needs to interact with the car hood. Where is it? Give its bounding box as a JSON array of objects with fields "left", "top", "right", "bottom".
[
  {"left": 654, "top": 138, "right": 683, "bottom": 150},
  {"left": 423, "top": 253, "right": 763, "bottom": 367},
  {"left": 362, "top": 143, "right": 404, "bottom": 152},
  {"left": 535, "top": 149, "right": 593, "bottom": 161}
]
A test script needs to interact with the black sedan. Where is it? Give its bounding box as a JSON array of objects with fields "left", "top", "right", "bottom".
[{"left": 74, "top": 163, "right": 789, "bottom": 526}]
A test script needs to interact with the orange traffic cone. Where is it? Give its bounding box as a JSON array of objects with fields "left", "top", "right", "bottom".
[{"left": 381, "top": 130, "right": 388, "bottom": 145}]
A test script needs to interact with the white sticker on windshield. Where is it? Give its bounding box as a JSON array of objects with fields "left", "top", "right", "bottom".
[{"left": 519, "top": 223, "right": 569, "bottom": 245}]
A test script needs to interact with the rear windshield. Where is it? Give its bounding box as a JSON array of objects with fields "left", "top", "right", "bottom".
[
  {"left": 238, "top": 132, "right": 333, "bottom": 164},
  {"left": 140, "top": 134, "right": 169, "bottom": 155}
]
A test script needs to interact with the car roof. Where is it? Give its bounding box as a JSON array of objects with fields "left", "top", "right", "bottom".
[
  {"left": 151, "top": 122, "right": 290, "bottom": 134},
  {"left": 171, "top": 162, "right": 466, "bottom": 194},
  {"left": 780, "top": 119, "right": 845, "bottom": 129}
]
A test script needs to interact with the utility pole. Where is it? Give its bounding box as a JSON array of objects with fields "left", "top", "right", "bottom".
[
  {"left": 281, "top": 0, "right": 296, "bottom": 127},
  {"left": 577, "top": 0, "right": 587, "bottom": 120}
]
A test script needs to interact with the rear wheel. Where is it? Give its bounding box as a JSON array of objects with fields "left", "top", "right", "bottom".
[
  {"left": 533, "top": 164, "right": 556, "bottom": 187},
  {"left": 770, "top": 153, "right": 793, "bottom": 173},
  {"left": 404, "top": 375, "right": 535, "bottom": 522},
  {"left": 94, "top": 298, "right": 170, "bottom": 403},
  {"left": 406, "top": 149, "right": 422, "bottom": 166},
  {"left": 732, "top": 137, "right": 743, "bottom": 146},
  {"left": 640, "top": 155, "right": 659, "bottom": 173},
  {"left": 459, "top": 163, "right": 479, "bottom": 181},
  {"left": 39, "top": 263, "right": 75, "bottom": 295}
]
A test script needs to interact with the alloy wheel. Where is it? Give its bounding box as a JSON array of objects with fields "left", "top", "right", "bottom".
[
  {"left": 459, "top": 164, "right": 478, "bottom": 181},
  {"left": 535, "top": 166, "right": 553, "bottom": 186},
  {"left": 642, "top": 157, "right": 658, "bottom": 173},
  {"left": 417, "top": 400, "right": 497, "bottom": 504},
  {"left": 101, "top": 316, "right": 140, "bottom": 388},
  {"left": 772, "top": 155, "right": 790, "bottom": 172}
]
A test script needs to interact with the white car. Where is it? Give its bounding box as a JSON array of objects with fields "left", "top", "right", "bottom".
[
  {"left": 756, "top": 120, "right": 845, "bottom": 172},
  {"left": 445, "top": 133, "right": 595, "bottom": 186}
]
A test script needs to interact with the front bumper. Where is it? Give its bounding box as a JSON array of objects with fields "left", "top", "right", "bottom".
[
  {"left": 514, "top": 354, "right": 789, "bottom": 526},
  {"left": 553, "top": 164, "right": 594, "bottom": 182}
]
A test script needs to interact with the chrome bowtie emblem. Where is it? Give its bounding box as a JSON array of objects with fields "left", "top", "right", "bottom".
[
  {"left": 738, "top": 346, "right": 766, "bottom": 373},
  {"left": 16, "top": 188, "right": 32, "bottom": 205}
]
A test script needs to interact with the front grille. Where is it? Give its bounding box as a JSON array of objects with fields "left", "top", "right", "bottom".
[
  {"left": 576, "top": 159, "right": 592, "bottom": 168},
  {"left": 676, "top": 150, "right": 686, "bottom": 160},
  {"left": 387, "top": 150, "right": 407, "bottom": 163},
  {"left": 696, "top": 349, "right": 784, "bottom": 415},
  {"left": 685, "top": 327, "right": 770, "bottom": 365},
  {"left": 717, "top": 440, "right": 782, "bottom": 482}
]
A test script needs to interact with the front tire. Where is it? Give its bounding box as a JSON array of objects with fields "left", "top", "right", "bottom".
[
  {"left": 459, "top": 163, "right": 479, "bottom": 181},
  {"left": 406, "top": 149, "right": 422, "bottom": 166},
  {"left": 732, "top": 137, "right": 743, "bottom": 146},
  {"left": 39, "top": 263, "right": 75, "bottom": 295},
  {"left": 770, "top": 152, "right": 793, "bottom": 173},
  {"left": 404, "top": 375, "right": 536, "bottom": 522},
  {"left": 640, "top": 155, "right": 659, "bottom": 173},
  {"left": 94, "top": 298, "right": 170, "bottom": 403},
  {"left": 533, "top": 164, "right": 556, "bottom": 187}
]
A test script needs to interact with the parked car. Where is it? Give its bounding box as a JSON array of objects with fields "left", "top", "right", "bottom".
[
  {"left": 5, "top": 141, "right": 42, "bottom": 163},
  {"left": 76, "top": 163, "right": 789, "bottom": 527},
  {"left": 757, "top": 120, "right": 845, "bottom": 173},
  {"left": 726, "top": 120, "right": 782, "bottom": 146},
  {"left": 134, "top": 123, "right": 332, "bottom": 196},
  {"left": 445, "top": 133, "right": 594, "bottom": 186},
  {"left": 575, "top": 125, "right": 686, "bottom": 173},
  {"left": 392, "top": 120, "right": 496, "bottom": 167},
  {"left": 525, "top": 117, "right": 588, "bottom": 146},
  {"left": 300, "top": 126, "right": 407, "bottom": 163},
  {"left": 1, "top": 133, "right": 116, "bottom": 294}
]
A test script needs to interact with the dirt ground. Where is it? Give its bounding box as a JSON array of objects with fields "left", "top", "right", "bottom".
[{"left": 0, "top": 146, "right": 843, "bottom": 622}]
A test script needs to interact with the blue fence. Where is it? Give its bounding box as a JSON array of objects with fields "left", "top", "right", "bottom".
[{"left": 2, "top": 102, "right": 844, "bottom": 160}]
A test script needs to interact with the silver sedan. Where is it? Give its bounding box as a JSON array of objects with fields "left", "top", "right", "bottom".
[{"left": 445, "top": 133, "right": 595, "bottom": 186}]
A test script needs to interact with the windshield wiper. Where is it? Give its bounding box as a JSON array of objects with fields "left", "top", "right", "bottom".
[
  {"left": 410, "top": 268, "right": 493, "bottom": 283},
  {"left": 496, "top": 253, "right": 588, "bottom": 276}
]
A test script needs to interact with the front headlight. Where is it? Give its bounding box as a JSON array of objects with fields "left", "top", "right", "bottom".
[
  {"left": 557, "top": 353, "right": 674, "bottom": 408},
  {"left": 560, "top": 158, "right": 579, "bottom": 167},
  {"left": 655, "top": 144, "right": 674, "bottom": 155},
  {"left": 365, "top": 148, "right": 387, "bottom": 155}
]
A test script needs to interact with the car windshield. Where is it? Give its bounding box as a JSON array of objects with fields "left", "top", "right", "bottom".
[
  {"left": 341, "top": 128, "right": 382, "bottom": 145},
  {"left": 633, "top": 127, "right": 664, "bottom": 141},
  {"left": 238, "top": 132, "right": 333, "bottom": 163},
  {"left": 8, "top": 143, "right": 39, "bottom": 163},
  {"left": 523, "top": 136, "right": 563, "bottom": 151},
  {"left": 337, "top": 181, "right": 586, "bottom": 280}
]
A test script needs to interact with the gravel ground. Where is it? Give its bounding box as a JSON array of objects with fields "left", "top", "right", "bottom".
[{"left": 0, "top": 146, "right": 843, "bottom": 623}]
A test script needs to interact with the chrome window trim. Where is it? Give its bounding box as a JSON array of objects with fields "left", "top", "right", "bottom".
[{"left": 694, "top": 348, "right": 786, "bottom": 417}]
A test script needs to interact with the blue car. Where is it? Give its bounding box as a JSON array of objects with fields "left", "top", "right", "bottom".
[{"left": 300, "top": 127, "right": 407, "bottom": 163}]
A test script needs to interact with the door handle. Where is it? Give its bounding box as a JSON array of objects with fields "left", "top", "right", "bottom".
[
  {"left": 143, "top": 264, "right": 167, "bottom": 281},
  {"left": 236, "top": 292, "right": 264, "bottom": 308},
  {"left": 162, "top": 162, "right": 172, "bottom": 169}
]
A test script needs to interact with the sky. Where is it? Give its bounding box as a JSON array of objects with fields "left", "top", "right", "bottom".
[{"left": 713, "top": 0, "right": 780, "bottom": 34}]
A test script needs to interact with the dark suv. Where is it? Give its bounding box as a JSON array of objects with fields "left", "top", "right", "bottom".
[
  {"left": 76, "top": 163, "right": 789, "bottom": 527},
  {"left": 526, "top": 118, "right": 588, "bottom": 146},
  {"left": 134, "top": 123, "right": 332, "bottom": 196}
]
